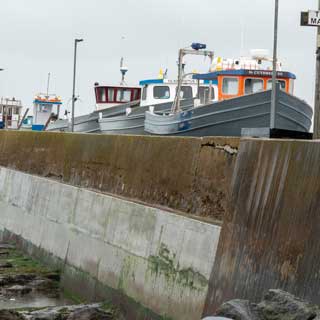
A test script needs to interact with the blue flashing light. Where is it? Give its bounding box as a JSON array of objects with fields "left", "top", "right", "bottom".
[
  {"left": 32, "top": 124, "right": 45, "bottom": 131},
  {"left": 191, "top": 43, "right": 207, "bottom": 51}
]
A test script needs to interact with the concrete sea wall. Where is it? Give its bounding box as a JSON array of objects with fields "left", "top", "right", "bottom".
[
  {"left": 0, "top": 131, "right": 239, "bottom": 222},
  {"left": 4, "top": 131, "right": 320, "bottom": 318},
  {"left": 0, "top": 166, "right": 221, "bottom": 320},
  {"left": 203, "top": 138, "right": 320, "bottom": 315}
]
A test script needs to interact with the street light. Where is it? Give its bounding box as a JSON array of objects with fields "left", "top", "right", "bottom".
[
  {"left": 71, "top": 38, "right": 84, "bottom": 132},
  {"left": 270, "top": 0, "right": 279, "bottom": 129}
]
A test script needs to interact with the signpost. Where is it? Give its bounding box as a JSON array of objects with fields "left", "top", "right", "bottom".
[
  {"left": 301, "top": 6, "right": 320, "bottom": 138},
  {"left": 301, "top": 11, "right": 320, "bottom": 27},
  {"left": 270, "top": 0, "right": 279, "bottom": 129}
]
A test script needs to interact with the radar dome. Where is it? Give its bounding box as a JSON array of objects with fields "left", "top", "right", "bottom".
[{"left": 250, "top": 49, "right": 270, "bottom": 60}]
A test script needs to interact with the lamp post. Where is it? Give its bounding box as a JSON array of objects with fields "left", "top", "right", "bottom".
[
  {"left": 270, "top": 0, "right": 279, "bottom": 129},
  {"left": 71, "top": 38, "right": 83, "bottom": 132}
]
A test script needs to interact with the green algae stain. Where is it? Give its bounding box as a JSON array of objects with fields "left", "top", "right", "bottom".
[
  {"left": 148, "top": 244, "right": 176, "bottom": 284},
  {"left": 118, "top": 256, "right": 136, "bottom": 292},
  {"left": 4, "top": 248, "right": 59, "bottom": 276},
  {"left": 177, "top": 267, "right": 208, "bottom": 289},
  {"left": 148, "top": 243, "right": 208, "bottom": 292}
]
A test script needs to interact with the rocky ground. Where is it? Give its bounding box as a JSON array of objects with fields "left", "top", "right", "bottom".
[
  {"left": 0, "top": 305, "right": 115, "bottom": 319},
  {"left": 0, "top": 243, "right": 125, "bottom": 320},
  {"left": 208, "top": 289, "right": 320, "bottom": 320},
  {"left": 0, "top": 243, "right": 61, "bottom": 300},
  {"left": 4, "top": 242, "right": 318, "bottom": 320},
  {"left": 0, "top": 304, "right": 121, "bottom": 320}
]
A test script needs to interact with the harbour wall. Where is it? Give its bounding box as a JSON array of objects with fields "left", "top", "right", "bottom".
[
  {"left": 0, "top": 166, "right": 221, "bottom": 320},
  {"left": 0, "top": 131, "right": 239, "bottom": 222},
  {"left": 203, "top": 138, "right": 320, "bottom": 315}
]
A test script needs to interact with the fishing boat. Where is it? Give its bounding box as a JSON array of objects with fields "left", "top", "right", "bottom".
[
  {"left": 32, "top": 73, "right": 64, "bottom": 131},
  {"left": 47, "top": 58, "right": 141, "bottom": 133},
  {"left": 98, "top": 78, "right": 212, "bottom": 134},
  {"left": 145, "top": 49, "right": 313, "bottom": 137},
  {"left": 99, "top": 45, "right": 216, "bottom": 134},
  {"left": 98, "top": 96, "right": 195, "bottom": 135},
  {"left": 32, "top": 94, "right": 62, "bottom": 131},
  {"left": 0, "top": 98, "right": 24, "bottom": 130},
  {"left": 95, "top": 58, "right": 141, "bottom": 112}
]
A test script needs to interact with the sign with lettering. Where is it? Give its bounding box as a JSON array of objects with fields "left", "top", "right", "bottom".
[
  {"left": 308, "top": 10, "right": 320, "bottom": 26},
  {"left": 301, "top": 11, "right": 320, "bottom": 26}
]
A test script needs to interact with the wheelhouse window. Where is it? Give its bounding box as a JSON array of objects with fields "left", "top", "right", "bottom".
[
  {"left": 116, "top": 89, "right": 131, "bottom": 102},
  {"left": 142, "top": 86, "right": 147, "bottom": 101},
  {"left": 133, "top": 89, "right": 141, "bottom": 101},
  {"left": 97, "top": 88, "right": 107, "bottom": 102},
  {"left": 97, "top": 87, "right": 141, "bottom": 103},
  {"left": 222, "top": 78, "right": 239, "bottom": 95},
  {"left": 289, "top": 80, "right": 294, "bottom": 94},
  {"left": 245, "top": 78, "right": 264, "bottom": 94},
  {"left": 180, "top": 86, "right": 193, "bottom": 99},
  {"left": 199, "top": 87, "right": 209, "bottom": 104},
  {"left": 108, "top": 88, "right": 114, "bottom": 102},
  {"left": 267, "top": 79, "right": 286, "bottom": 91},
  {"left": 198, "top": 86, "right": 215, "bottom": 104},
  {"left": 153, "top": 86, "right": 170, "bottom": 99}
]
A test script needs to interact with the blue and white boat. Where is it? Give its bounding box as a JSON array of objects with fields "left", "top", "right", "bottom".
[
  {"left": 98, "top": 77, "right": 214, "bottom": 134},
  {"left": 32, "top": 94, "right": 62, "bottom": 131},
  {"left": 98, "top": 44, "right": 217, "bottom": 134}
]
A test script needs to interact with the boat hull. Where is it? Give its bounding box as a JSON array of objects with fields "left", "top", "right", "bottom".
[
  {"left": 99, "top": 99, "right": 194, "bottom": 135},
  {"left": 144, "top": 89, "right": 313, "bottom": 137},
  {"left": 46, "top": 119, "right": 69, "bottom": 132},
  {"left": 47, "top": 101, "right": 141, "bottom": 133}
]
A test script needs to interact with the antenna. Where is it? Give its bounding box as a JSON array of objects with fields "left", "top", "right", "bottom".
[
  {"left": 240, "top": 19, "right": 245, "bottom": 56},
  {"left": 46, "top": 72, "right": 51, "bottom": 97},
  {"left": 120, "top": 57, "right": 128, "bottom": 85}
]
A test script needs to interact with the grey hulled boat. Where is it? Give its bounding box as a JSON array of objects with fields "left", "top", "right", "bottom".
[
  {"left": 98, "top": 99, "right": 194, "bottom": 135},
  {"left": 144, "top": 48, "right": 313, "bottom": 137},
  {"left": 145, "top": 87, "right": 312, "bottom": 136},
  {"left": 48, "top": 48, "right": 313, "bottom": 137},
  {"left": 47, "top": 99, "right": 140, "bottom": 133},
  {"left": 47, "top": 57, "right": 142, "bottom": 133},
  {"left": 99, "top": 49, "right": 215, "bottom": 135}
]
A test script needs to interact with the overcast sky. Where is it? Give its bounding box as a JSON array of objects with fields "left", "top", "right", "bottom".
[{"left": 0, "top": 0, "right": 317, "bottom": 116}]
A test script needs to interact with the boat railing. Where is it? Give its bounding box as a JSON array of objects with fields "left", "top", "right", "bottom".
[
  {"left": 93, "top": 99, "right": 140, "bottom": 114},
  {"left": 0, "top": 98, "right": 23, "bottom": 109}
]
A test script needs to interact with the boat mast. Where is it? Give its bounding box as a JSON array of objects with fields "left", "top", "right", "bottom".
[
  {"left": 46, "top": 72, "right": 51, "bottom": 97},
  {"left": 171, "top": 44, "right": 214, "bottom": 114},
  {"left": 120, "top": 57, "right": 128, "bottom": 85}
]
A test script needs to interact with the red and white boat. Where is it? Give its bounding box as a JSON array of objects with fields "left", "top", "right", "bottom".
[{"left": 47, "top": 58, "right": 142, "bottom": 132}]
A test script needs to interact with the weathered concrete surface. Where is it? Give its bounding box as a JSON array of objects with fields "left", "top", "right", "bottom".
[
  {"left": 0, "top": 166, "right": 221, "bottom": 320},
  {"left": 203, "top": 138, "right": 320, "bottom": 315},
  {"left": 0, "top": 131, "right": 239, "bottom": 221}
]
